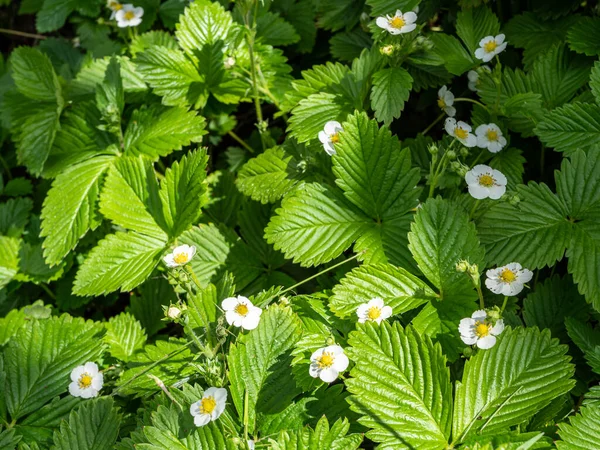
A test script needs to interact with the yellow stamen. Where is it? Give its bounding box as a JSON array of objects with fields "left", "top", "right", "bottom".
[
  {"left": 78, "top": 373, "right": 92, "bottom": 389},
  {"left": 330, "top": 133, "right": 340, "bottom": 144},
  {"left": 234, "top": 303, "right": 249, "bottom": 316},
  {"left": 317, "top": 352, "right": 334, "bottom": 369},
  {"left": 484, "top": 40, "right": 497, "bottom": 53},
  {"left": 124, "top": 10, "right": 135, "bottom": 20},
  {"left": 474, "top": 321, "right": 492, "bottom": 338},
  {"left": 455, "top": 128, "right": 468, "bottom": 140},
  {"left": 173, "top": 252, "right": 189, "bottom": 265},
  {"left": 486, "top": 129, "right": 498, "bottom": 141},
  {"left": 499, "top": 268, "right": 517, "bottom": 283},
  {"left": 114, "top": 3, "right": 122, "bottom": 10},
  {"left": 478, "top": 174, "right": 495, "bottom": 187},
  {"left": 437, "top": 98, "right": 446, "bottom": 109},
  {"left": 390, "top": 16, "right": 405, "bottom": 29},
  {"left": 200, "top": 396, "right": 217, "bottom": 414},
  {"left": 367, "top": 306, "right": 381, "bottom": 320}
]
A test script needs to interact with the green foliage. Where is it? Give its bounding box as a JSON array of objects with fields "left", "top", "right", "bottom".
[
  {"left": 104, "top": 313, "right": 147, "bottom": 362},
  {"left": 271, "top": 416, "right": 362, "bottom": 450},
  {"left": 556, "top": 403, "right": 600, "bottom": 449},
  {"left": 370, "top": 67, "right": 413, "bottom": 125}
]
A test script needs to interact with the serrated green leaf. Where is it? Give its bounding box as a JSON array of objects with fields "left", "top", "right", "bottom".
[
  {"left": 535, "top": 103, "right": 600, "bottom": 154},
  {"left": 3, "top": 315, "right": 105, "bottom": 420},
  {"left": 329, "top": 263, "right": 434, "bottom": 318},
  {"left": 36, "top": 0, "right": 75, "bottom": 33},
  {"left": 104, "top": 313, "right": 147, "bottom": 362},
  {"left": 130, "top": 31, "right": 177, "bottom": 57},
  {"left": 567, "top": 16, "right": 600, "bottom": 56},
  {"left": 95, "top": 56, "right": 124, "bottom": 125},
  {"left": 556, "top": 403, "right": 600, "bottom": 449},
  {"left": 159, "top": 149, "right": 208, "bottom": 238},
  {"left": 489, "top": 148, "right": 526, "bottom": 189},
  {"left": 565, "top": 317, "right": 600, "bottom": 374},
  {"left": 370, "top": 67, "right": 412, "bottom": 126},
  {"left": 590, "top": 60, "right": 600, "bottom": 105},
  {"left": 0, "top": 197, "right": 32, "bottom": 237},
  {"left": 365, "top": 0, "right": 419, "bottom": 17},
  {"left": 73, "top": 231, "right": 166, "bottom": 296},
  {"left": 10, "top": 47, "right": 62, "bottom": 104},
  {"left": 0, "top": 308, "right": 26, "bottom": 346},
  {"left": 271, "top": 416, "right": 362, "bottom": 450},
  {"left": 128, "top": 278, "right": 175, "bottom": 337},
  {"left": 409, "top": 198, "right": 485, "bottom": 298},
  {"left": 51, "top": 397, "right": 121, "bottom": 450},
  {"left": 502, "top": 93, "right": 546, "bottom": 137},
  {"left": 124, "top": 106, "right": 206, "bottom": 159},
  {"left": 16, "top": 107, "right": 61, "bottom": 176},
  {"left": 329, "top": 28, "right": 372, "bottom": 62},
  {"left": 228, "top": 304, "right": 301, "bottom": 434},
  {"left": 346, "top": 323, "right": 452, "bottom": 449},
  {"left": 265, "top": 183, "right": 370, "bottom": 267},
  {"left": 429, "top": 33, "right": 475, "bottom": 76},
  {"left": 177, "top": 224, "right": 229, "bottom": 285},
  {"left": 453, "top": 327, "right": 575, "bottom": 441},
  {"left": 1, "top": 177, "right": 33, "bottom": 197},
  {"left": 456, "top": 5, "right": 501, "bottom": 55},
  {"left": 257, "top": 12, "right": 300, "bottom": 46},
  {"left": 41, "top": 156, "right": 113, "bottom": 266},
  {"left": 17, "top": 241, "right": 66, "bottom": 284}
]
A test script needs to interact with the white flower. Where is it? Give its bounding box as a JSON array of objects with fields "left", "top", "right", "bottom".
[
  {"left": 309, "top": 345, "right": 349, "bottom": 383},
  {"left": 376, "top": 10, "right": 417, "bottom": 35},
  {"left": 224, "top": 57, "right": 235, "bottom": 69},
  {"left": 69, "top": 362, "right": 103, "bottom": 398},
  {"left": 356, "top": 297, "right": 393, "bottom": 324},
  {"left": 163, "top": 244, "right": 196, "bottom": 268},
  {"left": 445, "top": 118, "right": 477, "bottom": 147},
  {"left": 190, "top": 387, "right": 227, "bottom": 427},
  {"left": 475, "top": 34, "right": 507, "bottom": 62},
  {"left": 437, "top": 85, "right": 456, "bottom": 117},
  {"left": 467, "top": 65, "right": 491, "bottom": 91},
  {"left": 106, "top": 0, "right": 122, "bottom": 19},
  {"left": 222, "top": 296, "right": 262, "bottom": 330},
  {"left": 465, "top": 164, "right": 507, "bottom": 199},
  {"left": 318, "top": 121, "right": 343, "bottom": 155},
  {"left": 115, "top": 4, "right": 143, "bottom": 28},
  {"left": 247, "top": 441, "right": 255, "bottom": 450},
  {"left": 485, "top": 262, "right": 533, "bottom": 296},
  {"left": 475, "top": 123, "right": 507, "bottom": 153},
  {"left": 459, "top": 310, "right": 505, "bottom": 349},
  {"left": 167, "top": 306, "right": 181, "bottom": 319}
]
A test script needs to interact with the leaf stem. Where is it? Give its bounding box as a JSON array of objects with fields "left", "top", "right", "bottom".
[
  {"left": 500, "top": 296, "right": 508, "bottom": 314},
  {"left": 475, "top": 284, "right": 485, "bottom": 310},
  {"left": 0, "top": 28, "right": 46, "bottom": 40},
  {"left": 423, "top": 113, "right": 445, "bottom": 135},
  {"left": 468, "top": 199, "right": 480, "bottom": 220},
  {"left": 227, "top": 130, "right": 255, "bottom": 154},
  {"left": 454, "top": 97, "right": 488, "bottom": 110}
]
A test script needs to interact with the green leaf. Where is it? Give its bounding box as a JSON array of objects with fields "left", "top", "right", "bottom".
[
  {"left": 346, "top": 323, "right": 452, "bottom": 449},
  {"left": 128, "top": 278, "right": 175, "bottom": 337},
  {"left": 330, "top": 28, "right": 372, "bottom": 62},
  {"left": 41, "top": 156, "right": 113, "bottom": 266},
  {"left": 429, "top": 33, "right": 475, "bottom": 76},
  {"left": 10, "top": 47, "right": 62, "bottom": 104},
  {"left": 271, "top": 417, "right": 362, "bottom": 450},
  {"left": 590, "top": 61, "right": 600, "bottom": 105},
  {"left": 257, "top": 12, "right": 300, "bottom": 46},
  {"left": 288, "top": 92, "right": 354, "bottom": 144},
  {"left": 104, "top": 313, "right": 147, "bottom": 362},
  {"left": 370, "top": 67, "right": 413, "bottom": 126},
  {"left": 159, "top": 149, "right": 208, "bottom": 238},
  {"left": 567, "top": 16, "right": 600, "bottom": 56},
  {"left": 116, "top": 339, "right": 195, "bottom": 397},
  {"left": 0, "top": 308, "right": 26, "bottom": 346},
  {"left": 130, "top": 31, "right": 177, "bottom": 56},
  {"left": 0, "top": 197, "right": 32, "bottom": 237},
  {"left": 16, "top": 107, "right": 61, "bottom": 176},
  {"left": 567, "top": 220, "right": 600, "bottom": 310},
  {"left": 334, "top": 112, "right": 421, "bottom": 220},
  {"left": 329, "top": 263, "right": 435, "bottom": 318},
  {"left": 0, "top": 237, "right": 19, "bottom": 289},
  {"left": 556, "top": 403, "right": 600, "bottom": 449},
  {"left": 95, "top": 56, "right": 124, "bottom": 125},
  {"left": 51, "top": 397, "right": 121, "bottom": 450},
  {"left": 17, "top": 241, "right": 65, "bottom": 284},
  {"left": 456, "top": 5, "right": 501, "bottom": 55},
  {"left": 489, "top": 147, "right": 526, "bottom": 189},
  {"left": 36, "top": 0, "right": 75, "bottom": 33},
  {"left": 565, "top": 317, "right": 600, "bottom": 374},
  {"left": 453, "top": 327, "right": 575, "bottom": 441},
  {"left": 236, "top": 147, "right": 306, "bottom": 204},
  {"left": 178, "top": 224, "right": 230, "bottom": 286},
  {"left": 365, "top": 0, "right": 419, "bottom": 17},
  {"left": 73, "top": 231, "right": 166, "bottom": 296},
  {"left": 99, "top": 156, "right": 166, "bottom": 239},
  {"left": 535, "top": 103, "right": 600, "bottom": 154},
  {"left": 228, "top": 304, "right": 301, "bottom": 434},
  {"left": 134, "top": 46, "right": 204, "bottom": 108},
  {"left": 316, "top": 0, "right": 364, "bottom": 32},
  {"left": 3, "top": 315, "right": 105, "bottom": 420},
  {"left": 409, "top": 198, "right": 485, "bottom": 298},
  {"left": 1, "top": 177, "right": 33, "bottom": 197},
  {"left": 265, "top": 183, "right": 370, "bottom": 267},
  {"left": 477, "top": 182, "right": 571, "bottom": 269},
  {"left": 124, "top": 106, "right": 206, "bottom": 159}
]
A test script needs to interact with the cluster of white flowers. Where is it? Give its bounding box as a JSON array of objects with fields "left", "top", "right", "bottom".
[{"left": 106, "top": 0, "right": 144, "bottom": 28}]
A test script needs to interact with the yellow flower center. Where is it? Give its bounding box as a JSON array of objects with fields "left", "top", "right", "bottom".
[
  {"left": 317, "top": 352, "right": 335, "bottom": 369},
  {"left": 234, "top": 303, "right": 249, "bottom": 316},
  {"left": 437, "top": 98, "right": 446, "bottom": 109},
  {"left": 78, "top": 373, "right": 93, "bottom": 389},
  {"left": 390, "top": 16, "right": 405, "bottom": 28},
  {"left": 173, "top": 252, "right": 189, "bottom": 265},
  {"left": 124, "top": 10, "right": 135, "bottom": 20},
  {"left": 499, "top": 268, "right": 517, "bottom": 283},
  {"left": 484, "top": 40, "right": 497, "bottom": 53},
  {"left": 486, "top": 129, "right": 499, "bottom": 141},
  {"left": 330, "top": 133, "right": 340, "bottom": 144},
  {"left": 478, "top": 174, "right": 495, "bottom": 187},
  {"left": 474, "top": 321, "right": 492, "bottom": 338},
  {"left": 367, "top": 306, "right": 381, "bottom": 320},
  {"left": 200, "top": 396, "right": 217, "bottom": 414},
  {"left": 455, "top": 128, "right": 469, "bottom": 140}
]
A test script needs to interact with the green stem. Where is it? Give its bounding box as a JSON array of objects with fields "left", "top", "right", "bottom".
[
  {"left": 228, "top": 130, "right": 255, "bottom": 154},
  {"left": 0, "top": 28, "right": 46, "bottom": 40},
  {"left": 244, "top": 2, "right": 266, "bottom": 150},
  {"left": 243, "top": 389, "right": 250, "bottom": 441},
  {"left": 454, "top": 97, "right": 488, "bottom": 110},
  {"left": 428, "top": 141, "right": 456, "bottom": 198},
  {"left": 39, "top": 283, "right": 56, "bottom": 300},
  {"left": 471, "top": 149, "right": 486, "bottom": 168},
  {"left": 423, "top": 113, "right": 445, "bottom": 135},
  {"left": 500, "top": 296, "right": 508, "bottom": 314},
  {"left": 475, "top": 284, "right": 485, "bottom": 310},
  {"left": 182, "top": 267, "right": 216, "bottom": 350},
  {"left": 468, "top": 199, "right": 480, "bottom": 220}
]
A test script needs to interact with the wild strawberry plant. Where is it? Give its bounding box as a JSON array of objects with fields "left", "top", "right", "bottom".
[{"left": 0, "top": 0, "right": 600, "bottom": 448}]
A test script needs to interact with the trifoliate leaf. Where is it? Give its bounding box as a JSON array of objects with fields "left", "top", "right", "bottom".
[
  {"left": 370, "top": 67, "right": 413, "bottom": 126},
  {"left": 456, "top": 5, "right": 501, "bottom": 55},
  {"left": 124, "top": 106, "right": 207, "bottom": 159},
  {"left": 409, "top": 198, "right": 485, "bottom": 298},
  {"left": 271, "top": 417, "right": 362, "bottom": 450},
  {"left": 346, "top": 323, "right": 452, "bottom": 449},
  {"left": 73, "top": 231, "right": 167, "bottom": 296},
  {"left": 566, "top": 16, "right": 600, "bottom": 56},
  {"left": 535, "top": 103, "right": 600, "bottom": 154},
  {"left": 556, "top": 403, "right": 600, "bottom": 449},
  {"left": 41, "top": 156, "right": 114, "bottom": 266},
  {"left": 453, "top": 327, "right": 575, "bottom": 440},
  {"left": 51, "top": 397, "right": 122, "bottom": 450},
  {"left": 329, "top": 263, "right": 435, "bottom": 318},
  {"left": 104, "top": 313, "right": 147, "bottom": 362}
]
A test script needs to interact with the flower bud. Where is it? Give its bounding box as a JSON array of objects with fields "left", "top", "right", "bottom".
[
  {"left": 428, "top": 144, "right": 439, "bottom": 155},
  {"left": 380, "top": 45, "right": 394, "bottom": 56},
  {"left": 456, "top": 260, "right": 469, "bottom": 273},
  {"left": 167, "top": 306, "right": 181, "bottom": 320},
  {"left": 446, "top": 150, "right": 456, "bottom": 160},
  {"left": 224, "top": 57, "right": 236, "bottom": 69}
]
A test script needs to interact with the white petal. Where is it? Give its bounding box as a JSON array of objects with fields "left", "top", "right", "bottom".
[
  {"left": 356, "top": 304, "right": 369, "bottom": 317},
  {"left": 468, "top": 70, "right": 479, "bottom": 82},
  {"left": 376, "top": 17, "right": 389, "bottom": 29},
  {"left": 477, "top": 335, "right": 497, "bottom": 349},
  {"left": 438, "top": 85, "right": 447, "bottom": 97},
  {"left": 468, "top": 184, "right": 490, "bottom": 199},
  {"left": 324, "top": 121, "right": 342, "bottom": 135},
  {"left": 465, "top": 169, "right": 478, "bottom": 185},
  {"left": 318, "top": 130, "right": 329, "bottom": 145},
  {"left": 474, "top": 48, "right": 485, "bottom": 60},
  {"left": 400, "top": 23, "right": 417, "bottom": 33},
  {"left": 506, "top": 262, "right": 521, "bottom": 272},
  {"left": 91, "top": 373, "right": 103, "bottom": 390},
  {"left": 309, "top": 364, "right": 320, "bottom": 378},
  {"left": 204, "top": 387, "right": 219, "bottom": 398},
  {"left": 213, "top": 387, "right": 228, "bottom": 403},
  {"left": 241, "top": 313, "right": 261, "bottom": 330},
  {"left": 472, "top": 164, "right": 491, "bottom": 176},
  {"left": 310, "top": 348, "right": 324, "bottom": 361},
  {"left": 403, "top": 11, "right": 417, "bottom": 23},
  {"left": 83, "top": 362, "right": 99, "bottom": 375},
  {"left": 517, "top": 269, "right": 533, "bottom": 284},
  {"left": 80, "top": 387, "right": 97, "bottom": 399},
  {"left": 472, "top": 310, "right": 487, "bottom": 320},
  {"left": 486, "top": 268, "right": 500, "bottom": 279},
  {"left": 70, "top": 365, "right": 85, "bottom": 382},
  {"left": 468, "top": 81, "right": 478, "bottom": 92},
  {"left": 492, "top": 169, "right": 507, "bottom": 185},
  {"left": 487, "top": 141, "right": 503, "bottom": 153},
  {"left": 485, "top": 277, "right": 503, "bottom": 294},
  {"left": 487, "top": 184, "right": 506, "bottom": 200},
  {"left": 502, "top": 282, "right": 524, "bottom": 296},
  {"left": 194, "top": 414, "right": 211, "bottom": 426},
  {"left": 225, "top": 310, "right": 243, "bottom": 327},
  {"left": 333, "top": 353, "right": 349, "bottom": 372},
  {"left": 319, "top": 368, "right": 339, "bottom": 383},
  {"left": 369, "top": 297, "right": 384, "bottom": 309},
  {"left": 496, "top": 42, "right": 507, "bottom": 55},
  {"left": 477, "top": 135, "right": 489, "bottom": 148},
  {"left": 481, "top": 52, "right": 494, "bottom": 63},
  {"left": 69, "top": 382, "right": 82, "bottom": 397},
  {"left": 323, "top": 142, "right": 336, "bottom": 155},
  {"left": 461, "top": 334, "right": 478, "bottom": 345},
  {"left": 190, "top": 400, "right": 201, "bottom": 416},
  {"left": 387, "top": 27, "right": 402, "bottom": 35},
  {"left": 496, "top": 34, "right": 506, "bottom": 45},
  {"left": 445, "top": 106, "right": 456, "bottom": 117},
  {"left": 163, "top": 254, "right": 177, "bottom": 267},
  {"left": 464, "top": 134, "right": 477, "bottom": 147},
  {"left": 479, "top": 35, "right": 494, "bottom": 47},
  {"left": 445, "top": 118, "right": 456, "bottom": 135},
  {"left": 133, "top": 6, "right": 144, "bottom": 16},
  {"left": 457, "top": 121, "right": 472, "bottom": 132},
  {"left": 326, "top": 345, "right": 344, "bottom": 356},
  {"left": 491, "top": 320, "right": 505, "bottom": 335},
  {"left": 221, "top": 297, "right": 238, "bottom": 311},
  {"left": 380, "top": 305, "right": 393, "bottom": 319}
]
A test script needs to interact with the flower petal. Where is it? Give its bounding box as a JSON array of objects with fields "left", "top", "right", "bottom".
[
  {"left": 477, "top": 335, "right": 497, "bottom": 349},
  {"left": 194, "top": 414, "right": 211, "bottom": 427},
  {"left": 333, "top": 353, "right": 349, "bottom": 372},
  {"left": 319, "top": 368, "right": 339, "bottom": 383}
]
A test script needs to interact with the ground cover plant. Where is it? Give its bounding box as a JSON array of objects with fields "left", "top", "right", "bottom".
[{"left": 1, "top": 0, "right": 600, "bottom": 448}]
